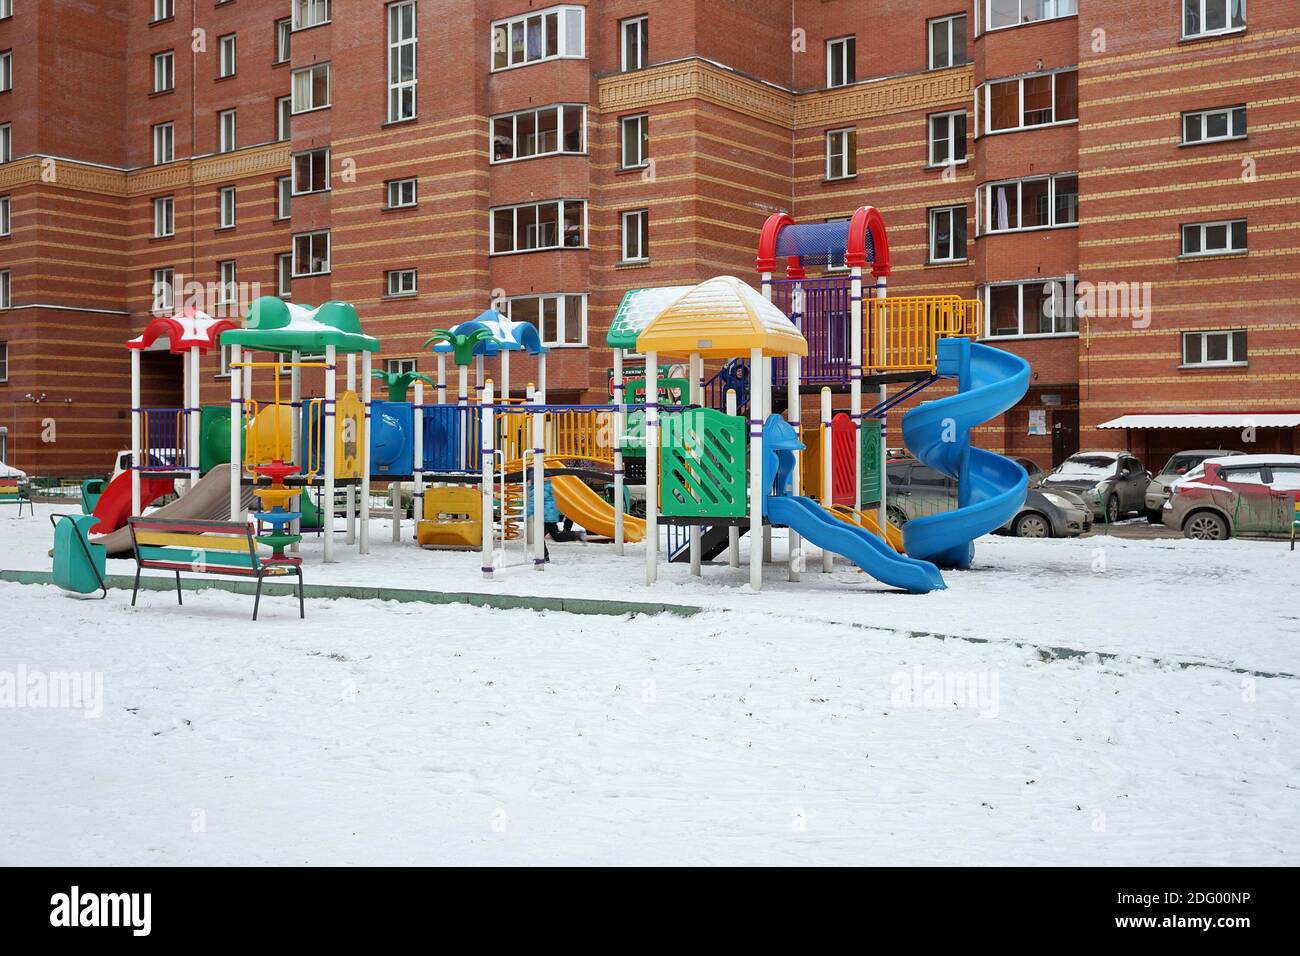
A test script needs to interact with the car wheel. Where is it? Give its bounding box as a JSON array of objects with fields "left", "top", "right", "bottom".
[
  {"left": 1183, "top": 511, "right": 1228, "bottom": 541},
  {"left": 886, "top": 505, "right": 908, "bottom": 527},
  {"left": 1014, "top": 512, "right": 1052, "bottom": 538},
  {"left": 1105, "top": 495, "right": 1121, "bottom": 523}
]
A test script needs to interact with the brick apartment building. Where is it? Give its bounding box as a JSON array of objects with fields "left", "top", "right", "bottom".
[{"left": 0, "top": 0, "right": 1295, "bottom": 477}]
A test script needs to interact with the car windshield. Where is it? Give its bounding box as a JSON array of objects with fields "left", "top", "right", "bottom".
[
  {"left": 1161, "top": 453, "right": 1216, "bottom": 475},
  {"left": 1048, "top": 456, "right": 1115, "bottom": 480}
]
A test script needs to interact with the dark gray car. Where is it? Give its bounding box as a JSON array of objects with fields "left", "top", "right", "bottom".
[{"left": 1040, "top": 450, "right": 1148, "bottom": 522}]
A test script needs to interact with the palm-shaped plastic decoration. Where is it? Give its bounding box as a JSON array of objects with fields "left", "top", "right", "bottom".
[
  {"left": 370, "top": 369, "right": 436, "bottom": 403},
  {"left": 423, "top": 327, "right": 496, "bottom": 368}
]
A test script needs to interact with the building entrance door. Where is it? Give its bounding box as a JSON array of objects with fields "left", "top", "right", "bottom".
[{"left": 1052, "top": 410, "right": 1079, "bottom": 467}]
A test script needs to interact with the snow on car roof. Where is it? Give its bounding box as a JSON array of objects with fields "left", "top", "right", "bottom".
[{"left": 1204, "top": 453, "right": 1300, "bottom": 467}]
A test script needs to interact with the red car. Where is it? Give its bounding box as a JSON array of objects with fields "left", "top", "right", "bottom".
[{"left": 1163, "top": 454, "right": 1300, "bottom": 540}]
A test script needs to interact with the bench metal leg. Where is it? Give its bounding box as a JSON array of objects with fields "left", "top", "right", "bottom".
[
  {"left": 175, "top": 571, "right": 184, "bottom": 605},
  {"left": 131, "top": 566, "right": 142, "bottom": 607},
  {"left": 253, "top": 574, "right": 264, "bottom": 621},
  {"left": 297, "top": 567, "right": 305, "bottom": 619}
]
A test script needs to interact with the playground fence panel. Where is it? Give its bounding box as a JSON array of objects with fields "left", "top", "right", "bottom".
[
  {"left": 659, "top": 408, "right": 747, "bottom": 519},
  {"left": 139, "top": 407, "right": 190, "bottom": 471}
]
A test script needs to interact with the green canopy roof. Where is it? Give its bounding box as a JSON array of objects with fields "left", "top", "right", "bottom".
[
  {"left": 220, "top": 298, "right": 380, "bottom": 354},
  {"left": 606, "top": 286, "right": 694, "bottom": 350}
]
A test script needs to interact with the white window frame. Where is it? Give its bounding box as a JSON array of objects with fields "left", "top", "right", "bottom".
[
  {"left": 275, "top": 176, "right": 292, "bottom": 220},
  {"left": 291, "top": 63, "right": 330, "bottom": 113},
  {"left": 1181, "top": 329, "right": 1247, "bottom": 368},
  {"left": 490, "top": 199, "right": 587, "bottom": 255},
  {"left": 152, "top": 0, "right": 174, "bottom": 23},
  {"left": 277, "top": 252, "right": 293, "bottom": 298},
  {"left": 929, "top": 205, "right": 967, "bottom": 263},
  {"left": 0, "top": 195, "right": 11, "bottom": 237},
  {"left": 218, "top": 186, "right": 237, "bottom": 229},
  {"left": 292, "top": 148, "right": 330, "bottom": 195},
  {"left": 385, "top": 268, "right": 418, "bottom": 297},
  {"left": 386, "top": 177, "right": 418, "bottom": 208},
  {"left": 151, "top": 267, "right": 176, "bottom": 314},
  {"left": 218, "top": 260, "right": 237, "bottom": 306},
  {"left": 621, "top": 15, "right": 647, "bottom": 72},
  {"left": 0, "top": 342, "right": 8, "bottom": 383},
  {"left": 978, "top": 0, "right": 1077, "bottom": 35},
  {"left": 218, "top": 34, "right": 236, "bottom": 78},
  {"left": 491, "top": 5, "right": 586, "bottom": 72},
  {"left": 928, "top": 110, "right": 967, "bottom": 166},
  {"left": 1180, "top": 219, "right": 1247, "bottom": 257},
  {"left": 620, "top": 209, "right": 648, "bottom": 263},
  {"left": 491, "top": 104, "right": 586, "bottom": 163},
  {"left": 0, "top": 51, "right": 12, "bottom": 94},
  {"left": 218, "top": 109, "right": 236, "bottom": 153},
  {"left": 387, "top": 357, "right": 418, "bottom": 376},
  {"left": 501, "top": 293, "right": 588, "bottom": 347},
  {"left": 152, "top": 50, "right": 174, "bottom": 93},
  {"left": 928, "top": 14, "right": 966, "bottom": 70},
  {"left": 276, "top": 96, "right": 293, "bottom": 141},
  {"left": 1182, "top": 0, "right": 1247, "bottom": 40},
  {"left": 978, "top": 172, "right": 1079, "bottom": 234},
  {"left": 387, "top": 1, "right": 418, "bottom": 124},
  {"left": 275, "top": 18, "right": 292, "bottom": 63},
  {"left": 619, "top": 113, "right": 648, "bottom": 169},
  {"left": 1182, "top": 105, "right": 1246, "bottom": 145},
  {"left": 981, "top": 278, "right": 1078, "bottom": 339},
  {"left": 978, "top": 68, "right": 1078, "bottom": 136},
  {"left": 825, "top": 127, "right": 856, "bottom": 180},
  {"left": 152, "top": 196, "right": 174, "bottom": 238},
  {"left": 0, "top": 270, "right": 9, "bottom": 311},
  {"left": 826, "top": 36, "right": 855, "bottom": 88},
  {"left": 292, "top": 230, "right": 331, "bottom": 277},
  {"left": 0, "top": 0, "right": 10, "bottom": 18},
  {"left": 152, "top": 122, "right": 174, "bottom": 164},
  {"left": 293, "top": 0, "right": 331, "bottom": 31},
  {"left": 0, "top": 123, "right": 9, "bottom": 164}
]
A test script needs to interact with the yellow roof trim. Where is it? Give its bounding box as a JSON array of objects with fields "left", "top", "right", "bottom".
[{"left": 634, "top": 276, "right": 808, "bottom": 358}]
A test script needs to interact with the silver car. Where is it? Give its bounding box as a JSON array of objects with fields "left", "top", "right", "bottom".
[
  {"left": 1040, "top": 451, "right": 1149, "bottom": 523},
  {"left": 1143, "top": 448, "right": 1243, "bottom": 521}
]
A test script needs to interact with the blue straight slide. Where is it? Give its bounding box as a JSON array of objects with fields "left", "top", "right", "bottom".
[
  {"left": 901, "top": 338, "right": 1031, "bottom": 570},
  {"left": 767, "top": 495, "right": 947, "bottom": 593}
]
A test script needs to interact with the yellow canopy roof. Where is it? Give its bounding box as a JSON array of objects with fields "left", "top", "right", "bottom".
[{"left": 634, "top": 276, "right": 808, "bottom": 358}]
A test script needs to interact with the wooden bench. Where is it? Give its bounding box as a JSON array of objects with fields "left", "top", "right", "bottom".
[
  {"left": 128, "top": 516, "right": 304, "bottom": 620},
  {"left": 0, "top": 480, "right": 33, "bottom": 517}
]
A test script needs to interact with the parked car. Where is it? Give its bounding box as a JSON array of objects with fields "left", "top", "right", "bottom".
[
  {"left": 884, "top": 459, "right": 1090, "bottom": 538},
  {"left": 1040, "top": 450, "right": 1149, "bottom": 522},
  {"left": 1011, "top": 457, "right": 1047, "bottom": 488},
  {"left": 1144, "top": 449, "right": 1243, "bottom": 521},
  {"left": 1163, "top": 454, "right": 1300, "bottom": 540}
]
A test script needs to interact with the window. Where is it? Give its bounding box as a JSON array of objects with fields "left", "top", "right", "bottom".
[
  {"left": 1183, "top": 0, "right": 1246, "bottom": 39},
  {"left": 492, "top": 104, "right": 586, "bottom": 162},
  {"left": 826, "top": 36, "right": 856, "bottom": 88},
  {"left": 151, "top": 268, "right": 175, "bottom": 314},
  {"left": 929, "top": 206, "right": 967, "bottom": 262},
  {"left": 275, "top": 176, "right": 292, "bottom": 219},
  {"left": 218, "top": 109, "right": 236, "bottom": 153},
  {"left": 929, "top": 110, "right": 967, "bottom": 166},
  {"left": 293, "top": 0, "right": 331, "bottom": 30},
  {"left": 621, "top": 15, "right": 647, "bottom": 71},
  {"left": 218, "top": 186, "right": 236, "bottom": 229},
  {"left": 983, "top": 279, "right": 1077, "bottom": 337},
  {"left": 218, "top": 261, "right": 237, "bottom": 305},
  {"left": 1183, "top": 105, "right": 1246, "bottom": 144},
  {"left": 0, "top": 51, "right": 12, "bottom": 93},
  {"left": 292, "top": 231, "right": 330, "bottom": 276},
  {"left": 491, "top": 5, "right": 586, "bottom": 71},
  {"left": 218, "top": 34, "right": 236, "bottom": 78},
  {"left": 490, "top": 199, "right": 586, "bottom": 254},
  {"left": 1267, "top": 465, "right": 1300, "bottom": 491},
  {"left": 825, "top": 127, "right": 856, "bottom": 180},
  {"left": 620, "top": 113, "right": 648, "bottom": 169},
  {"left": 152, "top": 196, "right": 174, "bottom": 238},
  {"left": 0, "top": 0, "right": 9, "bottom": 18},
  {"left": 981, "top": 0, "right": 1077, "bottom": 32},
  {"left": 386, "top": 268, "right": 417, "bottom": 297},
  {"left": 928, "top": 15, "right": 966, "bottom": 69},
  {"left": 292, "top": 148, "right": 330, "bottom": 194},
  {"left": 276, "top": 96, "right": 293, "bottom": 141},
  {"left": 502, "top": 294, "right": 587, "bottom": 346},
  {"left": 1182, "top": 329, "right": 1247, "bottom": 367},
  {"left": 1181, "top": 219, "right": 1247, "bottom": 257},
  {"left": 621, "top": 209, "right": 648, "bottom": 263},
  {"left": 291, "top": 63, "right": 330, "bottom": 113},
  {"left": 0, "top": 270, "right": 8, "bottom": 310},
  {"left": 0, "top": 195, "right": 10, "bottom": 237},
  {"left": 387, "top": 358, "right": 418, "bottom": 376},
  {"left": 387, "top": 1, "right": 417, "bottom": 123},
  {"left": 0, "top": 342, "right": 7, "bottom": 383},
  {"left": 0, "top": 124, "right": 8, "bottom": 164},
  {"left": 152, "top": 0, "right": 174, "bottom": 22},
  {"left": 981, "top": 68, "right": 1077, "bottom": 134},
  {"left": 152, "top": 51, "right": 174, "bottom": 93},
  {"left": 386, "top": 177, "right": 417, "bottom": 208},
  {"left": 277, "top": 253, "right": 293, "bottom": 297},
  {"left": 980, "top": 173, "right": 1078, "bottom": 232},
  {"left": 275, "top": 19, "right": 292, "bottom": 63},
  {"left": 152, "top": 122, "right": 174, "bottom": 164}
]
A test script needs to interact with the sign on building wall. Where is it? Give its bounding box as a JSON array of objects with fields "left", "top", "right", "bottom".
[{"left": 1028, "top": 409, "right": 1048, "bottom": 436}]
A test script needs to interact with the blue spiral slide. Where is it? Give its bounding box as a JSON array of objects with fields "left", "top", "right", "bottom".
[{"left": 900, "top": 338, "right": 1031, "bottom": 570}]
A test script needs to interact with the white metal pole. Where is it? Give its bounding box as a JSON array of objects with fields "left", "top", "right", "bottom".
[
  {"left": 613, "top": 348, "right": 625, "bottom": 555},
  {"left": 726, "top": 387, "right": 740, "bottom": 568},
  {"left": 346, "top": 353, "right": 357, "bottom": 546},
  {"left": 644, "top": 352, "right": 659, "bottom": 585},
  {"left": 538, "top": 354, "right": 547, "bottom": 403},
  {"left": 475, "top": 354, "right": 484, "bottom": 402},
  {"left": 290, "top": 349, "right": 302, "bottom": 552},
  {"left": 413, "top": 380, "right": 425, "bottom": 534},
  {"left": 851, "top": 264, "right": 864, "bottom": 513},
  {"left": 361, "top": 350, "right": 372, "bottom": 555},
  {"left": 501, "top": 349, "right": 511, "bottom": 405},
  {"left": 457, "top": 363, "right": 468, "bottom": 471},
  {"left": 532, "top": 395, "right": 545, "bottom": 571},
  {"left": 749, "top": 347, "right": 764, "bottom": 592},
  {"left": 481, "top": 380, "right": 495, "bottom": 579},
  {"left": 437, "top": 353, "right": 447, "bottom": 405},
  {"left": 821, "top": 387, "right": 834, "bottom": 573},
  {"left": 188, "top": 346, "right": 201, "bottom": 494},
  {"left": 130, "top": 349, "right": 142, "bottom": 517},
  {"left": 227, "top": 344, "right": 240, "bottom": 520},
  {"left": 688, "top": 352, "right": 702, "bottom": 577},
  {"left": 876, "top": 277, "right": 889, "bottom": 538},
  {"left": 787, "top": 347, "right": 801, "bottom": 582},
  {"left": 323, "top": 344, "right": 337, "bottom": 563}
]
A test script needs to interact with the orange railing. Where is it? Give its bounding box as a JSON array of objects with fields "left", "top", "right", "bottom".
[{"left": 867, "top": 295, "right": 982, "bottom": 373}]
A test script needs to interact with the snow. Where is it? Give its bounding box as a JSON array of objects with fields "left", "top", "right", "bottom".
[{"left": 2, "top": 503, "right": 1298, "bottom": 864}]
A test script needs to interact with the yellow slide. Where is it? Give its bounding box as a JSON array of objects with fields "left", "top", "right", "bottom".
[
  {"left": 830, "top": 504, "right": 905, "bottom": 553},
  {"left": 549, "top": 473, "right": 646, "bottom": 542}
]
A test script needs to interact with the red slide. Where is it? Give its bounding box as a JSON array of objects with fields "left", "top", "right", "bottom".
[{"left": 89, "top": 470, "right": 175, "bottom": 534}]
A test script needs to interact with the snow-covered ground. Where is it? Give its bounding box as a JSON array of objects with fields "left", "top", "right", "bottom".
[{"left": 2, "top": 504, "right": 1297, "bottom": 864}]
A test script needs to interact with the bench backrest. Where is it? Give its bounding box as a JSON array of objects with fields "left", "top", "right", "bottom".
[
  {"left": 0, "top": 482, "right": 25, "bottom": 499},
  {"left": 130, "top": 517, "right": 259, "bottom": 571}
]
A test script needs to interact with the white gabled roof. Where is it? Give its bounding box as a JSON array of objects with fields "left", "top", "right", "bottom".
[{"left": 1098, "top": 414, "right": 1300, "bottom": 429}]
